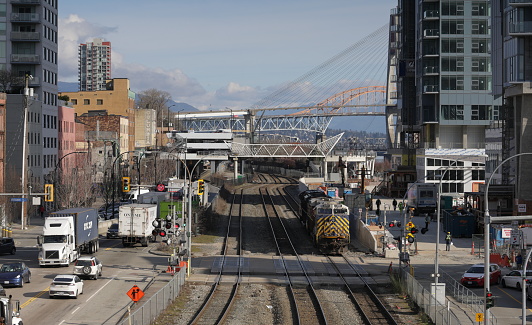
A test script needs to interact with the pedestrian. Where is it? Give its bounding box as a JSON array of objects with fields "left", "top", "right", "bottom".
[
  {"left": 39, "top": 205, "right": 45, "bottom": 219},
  {"left": 376, "top": 198, "right": 381, "bottom": 210},
  {"left": 392, "top": 199, "right": 397, "bottom": 211},
  {"left": 445, "top": 232, "right": 452, "bottom": 251},
  {"left": 516, "top": 254, "right": 523, "bottom": 269},
  {"left": 425, "top": 214, "right": 431, "bottom": 229}
]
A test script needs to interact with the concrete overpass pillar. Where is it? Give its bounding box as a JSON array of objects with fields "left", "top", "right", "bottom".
[{"left": 233, "top": 158, "right": 238, "bottom": 179}]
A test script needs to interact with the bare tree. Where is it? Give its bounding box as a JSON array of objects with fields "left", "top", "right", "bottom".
[
  {"left": 56, "top": 159, "right": 97, "bottom": 209},
  {"left": 0, "top": 70, "right": 24, "bottom": 93},
  {"left": 137, "top": 89, "right": 172, "bottom": 128}
]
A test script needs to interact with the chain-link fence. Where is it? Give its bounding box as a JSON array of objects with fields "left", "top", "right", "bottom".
[
  {"left": 397, "top": 267, "right": 497, "bottom": 325},
  {"left": 117, "top": 268, "right": 186, "bottom": 325}
]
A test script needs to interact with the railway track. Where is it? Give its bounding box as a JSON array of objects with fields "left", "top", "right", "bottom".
[
  {"left": 260, "top": 187, "right": 327, "bottom": 325},
  {"left": 189, "top": 190, "right": 244, "bottom": 325}
]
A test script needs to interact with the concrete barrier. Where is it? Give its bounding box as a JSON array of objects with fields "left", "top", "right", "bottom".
[{"left": 98, "top": 219, "right": 116, "bottom": 235}]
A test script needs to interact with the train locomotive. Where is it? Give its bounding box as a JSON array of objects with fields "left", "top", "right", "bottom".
[{"left": 299, "top": 190, "right": 350, "bottom": 254}]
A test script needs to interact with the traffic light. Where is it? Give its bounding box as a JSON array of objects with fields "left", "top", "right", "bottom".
[
  {"left": 486, "top": 291, "right": 494, "bottom": 309},
  {"left": 197, "top": 179, "right": 205, "bottom": 195},
  {"left": 410, "top": 227, "right": 418, "bottom": 234},
  {"left": 122, "top": 177, "right": 131, "bottom": 192},
  {"left": 406, "top": 233, "right": 415, "bottom": 243},
  {"left": 388, "top": 222, "right": 395, "bottom": 227},
  {"left": 44, "top": 184, "right": 54, "bottom": 202}
]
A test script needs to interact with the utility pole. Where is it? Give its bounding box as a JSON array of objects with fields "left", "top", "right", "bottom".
[{"left": 21, "top": 75, "right": 33, "bottom": 229}]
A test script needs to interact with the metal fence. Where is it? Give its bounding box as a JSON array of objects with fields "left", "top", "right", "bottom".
[
  {"left": 398, "top": 267, "right": 497, "bottom": 325},
  {"left": 117, "top": 268, "right": 187, "bottom": 325}
]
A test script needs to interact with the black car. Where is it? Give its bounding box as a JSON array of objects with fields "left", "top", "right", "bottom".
[
  {"left": 107, "top": 224, "right": 119, "bottom": 239},
  {"left": 0, "top": 238, "right": 15, "bottom": 255}
]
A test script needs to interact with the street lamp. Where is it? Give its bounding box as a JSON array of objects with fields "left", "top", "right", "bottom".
[
  {"left": 167, "top": 104, "right": 176, "bottom": 133},
  {"left": 176, "top": 109, "right": 184, "bottom": 132},
  {"left": 483, "top": 152, "right": 532, "bottom": 325},
  {"left": 53, "top": 151, "right": 88, "bottom": 210}
]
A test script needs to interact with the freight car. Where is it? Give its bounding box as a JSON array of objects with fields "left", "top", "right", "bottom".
[
  {"left": 298, "top": 190, "right": 328, "bottom": 226},
  {"left": 300, "top": 192, "right": 350, "bottom": 254}
]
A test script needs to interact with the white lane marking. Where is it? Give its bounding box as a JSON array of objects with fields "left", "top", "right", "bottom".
[
  {"left": 72, "top": 307, "right": 80, "bottom": 314},
  {"left": 86, "top": 277, "right": 116, "bottom": 302}
]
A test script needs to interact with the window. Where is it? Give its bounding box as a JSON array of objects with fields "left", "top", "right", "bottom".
[
  {"left": 84, "top": 99, "right": 90, "bottom": 105},
  {"left": 442, "top": 20, "right": 464, "bottom": 34},
  {"left": 471, "top": 77, "right": 490, "bottom": 91},
  {"left": 442, "top": 39, "right": 464, "bottom": 53},
  {"left": 442, "top": 1, "right": 464, "bottom": 16},
  {"left": 471, "top": 105, "right": 490, "bottom": 120},
  {"left": 441, "top": 105, "right": 464, "bottom": 120},
  {"left": 71, "top": 99, "right": 77, "bottom": 105},
  {"left": 472, "top": 20, "right": 488, "bottom": 34},
  {"left": 472, "top": 2, "right": 489, "bottom": 16},
  {"left": 472, "top": 58, "right": 489, "bottom": 72},
  {"left": 441, "top": 76, "right": 464, "bottom": 90},
  {"left": 97, "top": 99, "right": 103, "bottom": 105},
  {"left": 472, "top": 39, "right": 488, "bottom": 53},
  {"left": 442, "top": 57, "right": 464, "bottom": 72},
  {"left": 472, "top": 170, "right": 485, "bottom": 181}
]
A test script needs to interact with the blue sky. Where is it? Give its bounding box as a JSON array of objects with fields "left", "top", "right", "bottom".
[{"left": 59, "top": 0, "right": 396, "bottom": 122}]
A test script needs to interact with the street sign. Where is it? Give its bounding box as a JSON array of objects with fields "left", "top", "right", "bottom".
[
  {"left": 476, "top": 313, "right": 484, "bottom": 322},
  {"left": 10, "top": 198, "right": 27, "bottom": 202},
  {"left": 157, "top": 184, "right": 165, "bottom": 192},
  {"left": 127, "top": 285, "right": 144, "bottom": 303},
  {"left": 519, "top": 204, "right": 527, "bottom": 213}
]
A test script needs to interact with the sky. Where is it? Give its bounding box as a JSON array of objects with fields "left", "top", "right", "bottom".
[{"left": 59, "top": 1, "right": 396, "bottom": 130}]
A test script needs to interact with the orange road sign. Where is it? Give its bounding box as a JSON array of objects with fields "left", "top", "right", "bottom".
[{"left": 127, "top": 285, "right": 145, "bottom": 303}]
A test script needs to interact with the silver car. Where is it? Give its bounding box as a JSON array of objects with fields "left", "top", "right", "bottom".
[
  {"left": 502, "top": 270, "right": 532, "bottom": 290},
  {"left": 73, "top": 256, "right": 103, "bottom": 280},
  {"left": 49, "top": 275, "right": 84, "bottom": 299}
]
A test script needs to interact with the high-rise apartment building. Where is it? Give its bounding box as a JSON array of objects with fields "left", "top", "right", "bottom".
[
  {"left": 389, "top": 0, "right": 501, "bottom": 197},
  {"left": 3, "top": 0, "right": 59, "bottom": 186},
  {"left": 491, "top": 1, "right": 532, "bottom": 211},
  {"left": 78, "top": 38, "right": 111, "bottom": 91}
]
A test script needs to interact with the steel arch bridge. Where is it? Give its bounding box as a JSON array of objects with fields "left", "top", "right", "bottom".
[{"left": 182, "top": 85, "right": 387, "bottom": 134}]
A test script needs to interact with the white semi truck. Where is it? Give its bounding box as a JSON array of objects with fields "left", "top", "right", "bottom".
[
  {"left": 119, "top": 204, "right": 157, "bottom": 247},
  {"left": 0, "top": 295, "right": 22, "bottom": 325},
  {"left": 38, "top": 208, "right": 100, "bottom": 267}
]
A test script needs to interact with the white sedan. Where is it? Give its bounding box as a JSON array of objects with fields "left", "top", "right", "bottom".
[
  {"left": 49, "top": 275, "right": 84, "bottom": 298},
  {"left": 501, "top": 270, "right": 532, "bottom": 290}
]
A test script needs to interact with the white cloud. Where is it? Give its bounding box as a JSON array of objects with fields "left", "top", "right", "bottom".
[{"left": 58, "top": 14, "right": 268, "bottom": 111}]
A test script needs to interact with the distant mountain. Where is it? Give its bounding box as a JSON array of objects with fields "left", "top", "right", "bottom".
[{"left": 58, "top": 81, "right": 79, "bottom": 92}]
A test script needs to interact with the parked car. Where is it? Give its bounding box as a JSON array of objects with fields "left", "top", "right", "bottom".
[
  {"left": 73, "top": 256, "right": 102, "bottom": 280},
  {"left": 0, "top": 262, "right": 31, "bottom": 287},
  {"left": 501, "top": 270, "right": 532, "bottom": 289},
  {"left": 107, "top": 223, "right": 119, "bottom": 239},
  {"left": 49, "top": 275, "right": 83, "bottom": 298},
  {"left": 460, "top": 263, "right": 501, "bottom": 287},
  {"left": 0, "top": 237, "right": 16, "bottom": 255}
]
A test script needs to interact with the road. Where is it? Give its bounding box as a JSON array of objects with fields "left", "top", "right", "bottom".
[{"left": 3, "top": 219, "right": 170, "bottom": 325}]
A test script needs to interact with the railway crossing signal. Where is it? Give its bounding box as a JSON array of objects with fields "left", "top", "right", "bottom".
[{"left": 486, "top": 291, "right": 494, "bottom": 309}]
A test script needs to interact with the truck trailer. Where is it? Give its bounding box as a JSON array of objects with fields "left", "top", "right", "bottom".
[
  {"left": 0, "top": 294, "right": 22, "bottom": 325},
  {"left": 38, "top": 208, "right": 99, "bottom": 267},
  {"left": 119, "top": 204, "right": 157, "bottom": 247},
  {"left": 407, "top": 183, "right": 438, "bottom": 216}
]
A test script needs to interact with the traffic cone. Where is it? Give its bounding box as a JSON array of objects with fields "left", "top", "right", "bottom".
[{"left": 471, "top": 241, "right": 475, "bottom": 255}]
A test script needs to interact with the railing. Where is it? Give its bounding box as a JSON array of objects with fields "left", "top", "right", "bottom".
[
  {"left": 11, "top": 54, "right": 40, "bottom": 63},
  {"left": 11, "top": 31, "right": 40, "bottom": 41},
  {"left": 117, "top": 267, "right": 186, "bottom": 325},
  {"left": 10, "top": 13, "right": 39, "bottom": 22},
  {"left": 509, "top": 21, "right": 532, "bottom": 34},
  {"left": 398, "top": 267, "right": 497, "bottom": 324}
]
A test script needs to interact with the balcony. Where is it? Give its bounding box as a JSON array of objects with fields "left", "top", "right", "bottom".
[
  {"left": 423, "top": 29, "right": 439, "bottom": 38},
  {"left": 423, "top": 10, "right": 439, "bottom": 19},
  {"left": 11, "top": 54, "right": 40, "bottom": 64},
  {"left": 509, "top": 0, "right": 532, "bottom": 7},
  {"left": 11, "top": 0, "right": 40, "bottom": 4},
  {"left": 423, "top": 85, "right": 439, "bottom": 93},
  {"left": 11, "top": 31, "right": 40, "bottom": 41},
  {"left": 423, "top": 66, "right": 439, "bottom": 75},
  {"left": 509, "top": 21, "right": 532, "bottom": 35},
  {"left": 11, "top": 13, "right": 39, "bottom": 22}
]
